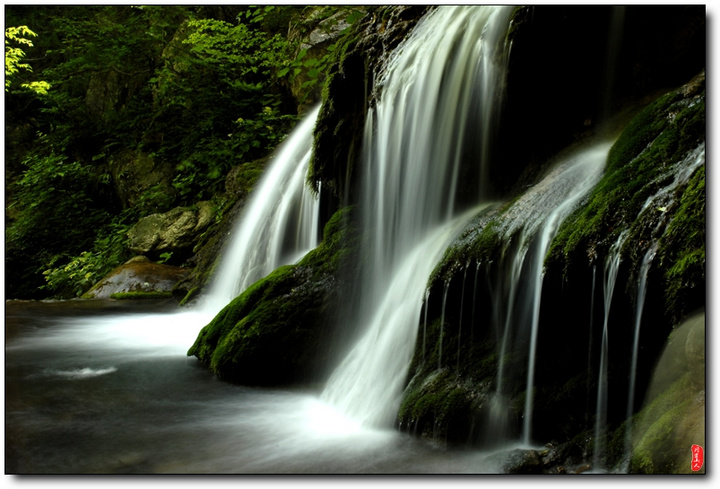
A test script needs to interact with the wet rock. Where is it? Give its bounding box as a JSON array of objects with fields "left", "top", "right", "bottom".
[
  {"left": 83, "top": 257, "right": 190, "bottom": 299},
  {"left": 187, "top": 207, "right": 359, "bottom": 385},
  {"left": 497, "top": 448, "right": 543, "bottom": 474},
  {"left": 310, "top": 6, "right": 428, "bottom": 202}
]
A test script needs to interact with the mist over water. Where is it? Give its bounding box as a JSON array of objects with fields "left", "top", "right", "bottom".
[{"left": 5, "top": 301, "right": 510, "bottom": 474}]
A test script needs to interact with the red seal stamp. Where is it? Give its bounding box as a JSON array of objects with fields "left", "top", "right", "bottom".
[{"left": 691, "top": 444, "right": 704, "bottom": 472}]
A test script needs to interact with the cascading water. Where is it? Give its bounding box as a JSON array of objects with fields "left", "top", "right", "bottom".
[
  {"left": 201, "top": 106, "right": 322, "bottom": 315},
  {"left": 321, "top": 207, "right": 489, "bottom": 427},
  {"left": 422, "top": 289, "right": 430, "bottom": 362},
  {"left": 517, "top": 145, "right": 612, "bottom": 445},
  {"left": 585, "top": 265, "right": 597, "bottom": 428},
  {"left": 482, "top": 142, "right": 613, "bottom": 446},
  {"left": 593, "top": 230, "right": 628, "bottom": 471},
  {"left": 321, "top": 5, "right": 515, "bottom": 426},
  {"left": 5, "top": 4, "right": 705, "bottom": 475},
  {"left": 621, "top": 242, "right": 656, "bottom": 471},
  {"left": 456, "top": 263, "right": 469, "bottom": 373}
]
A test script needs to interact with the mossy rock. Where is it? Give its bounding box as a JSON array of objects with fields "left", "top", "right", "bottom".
[
  {"left": 310, "top": 6, "right": 428, "bottom": 201},
  {"left": 187, "top": 206, "right": 358, "bottom": 385},
  {"left": 400, "top": 73, "right": 705, "bottom": 453},
  {"left": 187, "top": 264, "right": 334, "bottom": 384},
  {"left": 547, "top": 73, "right": 705, "bottom": 281},
  {"left": 397, "top": 369, "right": 486, "bottom": 446}
]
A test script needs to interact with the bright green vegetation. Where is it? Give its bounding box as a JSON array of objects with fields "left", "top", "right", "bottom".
[
  {"left": 5, "top": 5, "right": 365, "bottom": 299},
  {"left": 5, "top": 25, "right": 51, "bottom": 94}
]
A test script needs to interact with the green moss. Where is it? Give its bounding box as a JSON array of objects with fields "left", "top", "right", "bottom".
[
  {"left": 430, "top": 211, "right": 501, "bottom": 284},
  {"left": 547, "top": 84, "right": 705, "bottom": 274},
  {"left": 298, "top": 205, "right": 358, "bottom": 276},
  {"left": 108, "top": 291, "right": 174, "bottom": 300},
  {"left": 657, "top": 165, "right": 705, "bottom": 322},
  {"left": 309, "top": 7, "right": 427, "bottom": 199},
  {"left": 187, "top": 206, "right": 358, "bottom": 385},
  {"left": 308, "top": 19, "right": 364, "bottom": 196},
  {"left": 178, "top": 286, "right": 200, "bottom": 306},
  {"left": 398, "top": 369, "right": 476, "bottom": 442},
  {"left": 472, "top": 219, "right": 503, "bottom": 259},
  {"left": 605, "top": 92, "right": 679, "bottom": 173},
  {"left": 187, "top": 264, "right": 296, "bottom": 364}
]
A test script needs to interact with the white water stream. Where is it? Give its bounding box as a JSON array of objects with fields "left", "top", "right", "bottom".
[
  {"left": 485, "top": 141, "right": 613, "bottom": 446},
  {"left": 321, "top": 4, "right": 515, "bottom": 428},
  {"left": 201, "top": 106, "right": 321, "bottom": 315}
]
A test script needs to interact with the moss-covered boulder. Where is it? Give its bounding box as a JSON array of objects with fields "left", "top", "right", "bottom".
[{"left": 187, "top": 206, "right": 358, "bottom": 385}]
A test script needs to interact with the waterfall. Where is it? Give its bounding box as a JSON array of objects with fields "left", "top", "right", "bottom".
[
  {"left": 201, "top": 106, "right": 321, "bottom": 314},
  {"left": 522, "top": 145, "right": 614, "bottom": 445},
  {"left": 422, "top": 289, "right": 430, "bottom": 362},
  {"left": 585, "top": 265, "right": 597, "bottom": 429},
  {"left": 593, "top": 230, "right": 627, "bottom": 471},
  {"left": 438, "top": 280, "right": 451, "bottom": 370},
  {"left": 494, "top": 242, "right": 527, "bottom": 400},
  {"left": 321, "top": 207, "right": 488, "bottom": 427},
  {"left": 456, "top": 263, "right": 469, "bottom": 373},
  {"left": 621, "top": 242, "right": 656, "bottom": 471},
  {"left": 321, "top": 5, "right": 515, "bottom": 426},
  {"left": 480, "top": 142, "right": 612, "bottom": 446}
]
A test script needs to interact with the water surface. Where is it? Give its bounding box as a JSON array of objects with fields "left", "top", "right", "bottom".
[{"left": 5, "top": 299, "right": 510, "bottom": 474}]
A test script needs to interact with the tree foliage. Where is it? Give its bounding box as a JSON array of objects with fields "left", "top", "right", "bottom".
[
  {"left": 4, "top": 5, "right": 360, "bottom": 299},
  {"left": 5, "top": 25, "right": 51, "bottom": 94}
]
